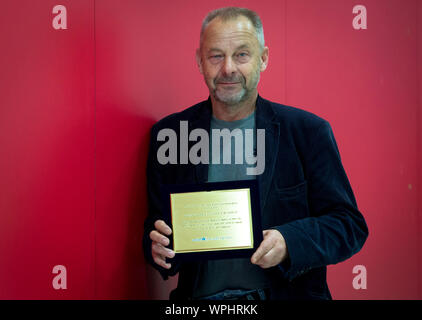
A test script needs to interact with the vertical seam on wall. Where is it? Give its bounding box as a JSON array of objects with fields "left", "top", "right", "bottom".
[
  {"left": 415, "top": 0, "right": 421, "bottom": 300},
  {"left": 93, "top": 0, "right": 97, "bottom": 299},
  {"left": 284, "top": 0, "right": 287, "bottom": 103},
  {"left": 417, "top": 0, "right": 422, "bottom": 300},
  {"left": 415, "top": 1, "right": 422, "bottom": 299}
]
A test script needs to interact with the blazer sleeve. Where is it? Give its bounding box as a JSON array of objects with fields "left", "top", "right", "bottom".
[
  {"left": 273, "top": 120, "right": 369, "bottom": 281},
  {"left": 142, "top": 124, "right": 182, "bottom": 280}
]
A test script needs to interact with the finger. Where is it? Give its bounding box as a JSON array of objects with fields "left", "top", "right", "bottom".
[
  {"left": 154, "top": 220, "right": 172, "bottom": 236},
  {"left": 257, "top": 239, "right": 288, "bottom": 269},
  {"left": 149, "top": 230, "right": 170, "bottom": 246},
  {"left": 152, "top": 242, "right": 175, "bottom": 259},
  {"left": 152, "top": 253, "right": 171, "bottom": 269},
  {"left": 251, "top": 238, "right": 274, "bottom": 264},
  {"left": 255, "top": 247, "right": 277, "bottom": 268}
]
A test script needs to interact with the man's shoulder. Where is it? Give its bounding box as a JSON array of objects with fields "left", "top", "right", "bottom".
[{"left": 151, "top": 96, "right": 330, "bottom": 133}]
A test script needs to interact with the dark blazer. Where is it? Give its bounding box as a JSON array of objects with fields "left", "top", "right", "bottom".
[{"left": 143, "top": 95, "right": 368, "bottom": 300}]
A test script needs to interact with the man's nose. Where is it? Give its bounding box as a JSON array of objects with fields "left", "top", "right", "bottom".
[{"left": 222, "top": 56, "right": 236, "bottom": 76}]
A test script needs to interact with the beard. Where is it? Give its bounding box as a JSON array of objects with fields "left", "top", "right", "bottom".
[
  {"left": 212, "top": 66, "right": 261, "bottom": 106},
  {"left": 214, "top": 82, "right": 247, "bottom": 105}
]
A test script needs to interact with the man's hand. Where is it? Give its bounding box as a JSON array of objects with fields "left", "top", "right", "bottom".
[
  {"left": 251, "top": 229, "right": 288, "bottom": 268},
  {"left": 149, "top": 220, "right": 175, "bottom": 269}
]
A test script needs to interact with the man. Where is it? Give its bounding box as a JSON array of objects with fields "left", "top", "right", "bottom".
[{"left": 143, "top": 7, "right": 368, "bottom": 300}]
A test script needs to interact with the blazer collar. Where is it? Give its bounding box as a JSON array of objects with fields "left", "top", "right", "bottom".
[
  {"left": 192, "top": 94, "right": 280, "bottom": 212},
  {"left": 190, "top": 94, "right": 276, "bottom": 128}
]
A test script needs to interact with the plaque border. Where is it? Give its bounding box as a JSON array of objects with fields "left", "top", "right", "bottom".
[{"left": 161, "top": 179, "right": 263, "bottom": 262}]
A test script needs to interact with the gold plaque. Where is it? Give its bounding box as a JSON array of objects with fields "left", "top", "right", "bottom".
[{"left": 170, "top": 188, "right": 254, "bottom": 253}]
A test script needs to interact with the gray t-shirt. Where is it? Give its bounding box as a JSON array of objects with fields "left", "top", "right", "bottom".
[{"left": 192, "top": 111, "right": 271, "bottom": 299}]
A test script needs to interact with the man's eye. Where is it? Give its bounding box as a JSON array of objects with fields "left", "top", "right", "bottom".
[
  {"left": 209, "top": 55, "right": 224, "bottom": 64},
  {"left": 236, "top": 52, "right": 250, "bottom": 62}
]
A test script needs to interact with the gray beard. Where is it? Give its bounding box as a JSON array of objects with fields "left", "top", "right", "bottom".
[
  {"left": 214, "top": 86, "right": 248, "bottom": 105},
  {"left": 213, "top": 69, "right": 260, "bottom": 106}
]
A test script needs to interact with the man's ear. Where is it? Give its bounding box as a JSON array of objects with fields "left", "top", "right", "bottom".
[
  {"left": 196, "top": 48, "right": 203, "bottom": 74},
  {"left": 260, "top": 46, "right": 269, "bottom": 72}
]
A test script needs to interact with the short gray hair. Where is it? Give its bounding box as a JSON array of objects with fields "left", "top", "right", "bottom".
[{"left": 200, "top": 7, "right": 265, "bottom": 50}]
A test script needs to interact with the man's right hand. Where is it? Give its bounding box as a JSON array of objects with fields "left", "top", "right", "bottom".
[{"left": 149, "top": 219, "right": 175, "bottom": 269}]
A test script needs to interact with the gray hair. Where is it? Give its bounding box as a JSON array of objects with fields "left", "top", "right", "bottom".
[{"left": 200, "top": 7, "right": 265, "bottom": 50}]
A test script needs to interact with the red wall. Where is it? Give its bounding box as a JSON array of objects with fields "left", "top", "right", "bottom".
[
  {"left": 0, "top": 0, "right": 421, "bottom": 299},
  {"left": 0, "top": 0, "right": 95, "bottom": 299},
  {"left": 418, "top": 0, "right": 422, "bottom": 300}
]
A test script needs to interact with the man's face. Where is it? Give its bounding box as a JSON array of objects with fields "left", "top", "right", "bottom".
[{"left": 197, "top": 16, "right": 268, "bottom": 106}]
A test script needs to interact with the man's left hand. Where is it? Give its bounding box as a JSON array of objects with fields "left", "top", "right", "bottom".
[{"left": 251, "top": 229, "right": 288, "bottom": 268}]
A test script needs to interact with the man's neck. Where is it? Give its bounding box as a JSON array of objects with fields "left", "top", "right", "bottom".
[{"left": 210, "top": 91, "right": 258, "bottom": 121}]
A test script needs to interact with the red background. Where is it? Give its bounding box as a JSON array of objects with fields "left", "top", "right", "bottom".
[{"left": 0, "top": 0, "right": 421, "bottom": 299}]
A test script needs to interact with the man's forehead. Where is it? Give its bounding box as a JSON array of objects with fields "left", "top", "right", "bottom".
[
  {"left": 207, "top": 43, "right": 252, "bottom": 53},
  {"left": 202, "top": 16, "right": 258, "bottom": 47}
]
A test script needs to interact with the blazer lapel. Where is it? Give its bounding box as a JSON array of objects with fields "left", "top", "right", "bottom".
[
  {"left": 191, "top": 98, "right": 212, "bottom": 184},
  {"left": 255, "top": 95, "right": 280, "bottom": 213}
]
